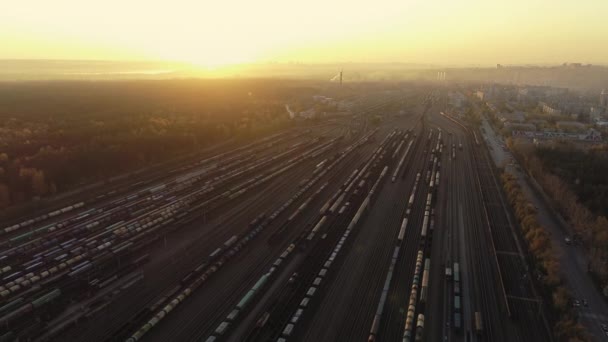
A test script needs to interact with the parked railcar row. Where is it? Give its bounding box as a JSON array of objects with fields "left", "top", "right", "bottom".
[
  {"left": 392, "top": 140, "right": 405, "bottom": 160},
  {"left": 428, "top": 155, "right": 440, "bottom": 190},
  {"left": 402, "top": 141, "right": 441, "bottom": 342},
  {"left": 440, "top": 111, "right": 473, "bottom": 158},
  {"left": 445, "top": 114, "right": 500, "bottom": 339},
  {"left": 125, "top": 129, "right": 382, "bottom": 342},
  {"left": 206, "top": 142, "right": 381, "bottom": 339},
  {"left": 368, "top": 246, "right": 400, "bottom": 342},
  {"left": 343, "top": 129, "right": 396, "bottom": 198},
  {"left": 0, "top": 130, "right": 303, "bottom": 238},
  {"left": 0, "top": 288, "right": 61, "bottom": 326},
  {"left": 435, "top": 129, "right": 443, "bottom": 153},
  {"left": 305, "top": 131, "right": 392, "bottom": 243},
  {"left": 98, "top": 141, "right": 339, "bottom": 338},
  {"left": 276, "top": 176, "right": 377, "bottom": 341},
  {"left": 403, "top": 229, "right": 431, "bottom": 342},
  {"left": 307, "top": 170, "right": 361, "bottom": 242},
  {"left": 0, "top": 130, "right": 343, "bottom": 340},
  {"left": 154, "top": 153, "right": 340, "bottom": 338},
  {"left": 271, "top": 137, "right": 399, "bottom": 340},
  {"left": 26, "top": 121, "right": 354, "bottom": 342},
  {"left": 105, "top": 137, "right": 342, "bottom": 340},
  {"left": 284, "top": 130, "right": 404, "bottom": 342},
  {"left": 398, "top": 173, "right": 419, "bottom": 244},
  {"left": 392, "top": 139, "right": 414, "bottom": 183},
  {"left": 2, "top": 203, "right": 85, "bottom": 235},
  {"left": 202, "top": 130, "right": 392, "bottom": 342},
  {"left": 368, "top": 158, "right": 425, "bottom": 342},
  {"left": 451, "top": 261, "right": 462, "bottom": 331},
  {"left": 439, "top": 117, "right": 493, "bottom": 339},
  {"left": 125, "top": 216, "right": 274, "bottom": 342},
  {"left": 296, "top": 129, "right": 379, "bottom": 228},
  {"left": 370, "top": 168, "right": 423, "bottom": 342},
  {"left": 401, "top": 250, "right": 424, "bottom": 342},
  {"left": 272, "top": 130, "right": 379, "bottom": 241},
  {"left": 285, "top": 182, "right": 328, "bottom": 223},
  {"left": 233, "top": 130, "right": 401, "bottom": 342},
  {"left": 2, "top": 135, "right": 328, "bottom": 272},
  {"left": 390, "top": 129, "right": 411, "bottom": 161},
  {"left": 206, "top": 240, "right": 298, "bottom": 342},
  {"left": 0, "top": 132, "right": 313, "bottom": 254}
]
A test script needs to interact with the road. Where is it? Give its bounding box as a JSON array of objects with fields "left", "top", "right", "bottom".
[{"left": 482, "top": 116, "right": 608, "bottom": 341}]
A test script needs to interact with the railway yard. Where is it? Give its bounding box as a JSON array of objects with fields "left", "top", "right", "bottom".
[{"left": 0, "top": 89, "right": 552, "bottom": 342}]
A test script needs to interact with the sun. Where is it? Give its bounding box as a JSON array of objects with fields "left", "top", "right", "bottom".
[{"left": 143, "top": 43, "right": 261, "bottom": 70}]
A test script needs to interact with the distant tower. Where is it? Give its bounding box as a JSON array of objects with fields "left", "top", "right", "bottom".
[
  {"left": 601, "top": 89, "right": 608, "bottom": 107},
  {"left": 340, "top": 69, "right": 343, "bottom": 86}
]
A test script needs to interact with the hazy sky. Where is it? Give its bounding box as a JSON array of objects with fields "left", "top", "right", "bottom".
[{"left": 1, "top": 0, "right": 607, "bottom": 66}]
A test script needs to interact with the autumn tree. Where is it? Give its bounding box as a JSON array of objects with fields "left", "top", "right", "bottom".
[{"left": 552, "top": 286, "right": 569, "bottom": 312}]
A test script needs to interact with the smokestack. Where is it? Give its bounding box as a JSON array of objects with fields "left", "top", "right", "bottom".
[{"left": 340, "top": 69, "right": 343, "bottom": 85}]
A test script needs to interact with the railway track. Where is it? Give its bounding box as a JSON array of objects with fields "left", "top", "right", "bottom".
[
  {"left": 0, "top": 125, "right": 346, "bottom": 341},
  {"left": 0, "top": 88, "right": 554, "bottom": 342},
  {"left": 433, "top": 108, "right": 550, "bottom": 342},
  {"left": 166, "top": 134, "right": 381, "bottom": 342},
  {"left": 375, "top": 125, "right": 435, "bottom": 342}
]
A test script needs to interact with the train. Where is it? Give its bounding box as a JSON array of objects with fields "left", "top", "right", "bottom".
[
  {"left": 0, "top": 125, "right": 399, "bottom": 341},
  {"left": 453, "top": 262, "right": 461, "bottom": 331},
  {"left": 1, "top": 130, "right": 347, "bottom": 341}
]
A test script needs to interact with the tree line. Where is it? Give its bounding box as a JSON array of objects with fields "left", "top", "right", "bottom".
[
  {"left": 508, "top": 141, "right": 608, "bottom": 291},
  {"left": 535, "top": 144, "right": 608, "bottom": 217},
  {"left": 501, "top": 173, "right": 588, "bottom": 341},
  {"left": 0, "top": 79, "right": 307, "bottom": 208}
]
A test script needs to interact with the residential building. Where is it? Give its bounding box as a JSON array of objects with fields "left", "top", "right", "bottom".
[{"left": 540, "top": 101, "right": 562, "bottom": 115}]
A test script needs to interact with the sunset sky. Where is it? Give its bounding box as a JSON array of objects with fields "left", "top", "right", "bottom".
[{"left": 1, "top": 0, "right": 607, "bottom": 67}]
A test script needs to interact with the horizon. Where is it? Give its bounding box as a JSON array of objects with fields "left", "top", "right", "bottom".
[
  {"left": 2, "top": 0, "right": 608, "bottom": 69},
  {"left": 1, "top": 57, "right": 606, "bottom": 71},
  {"left": 2, "top": 59, "right": 608, "bottom": 91}
]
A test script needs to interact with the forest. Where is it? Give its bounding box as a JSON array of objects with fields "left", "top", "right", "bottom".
[
  {"left": 535, "top": 144, "right": 608, "bottom": 217},
  {"left": 0, "top": 79, "right": 317, "bottom": 208},
  {"left": 502, "top": 173, "right": 588, "bottom": 341}
]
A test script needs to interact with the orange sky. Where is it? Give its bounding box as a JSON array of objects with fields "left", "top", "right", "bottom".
[{"left": 1, "top": 0, "right": 607, "bottom": 67}]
